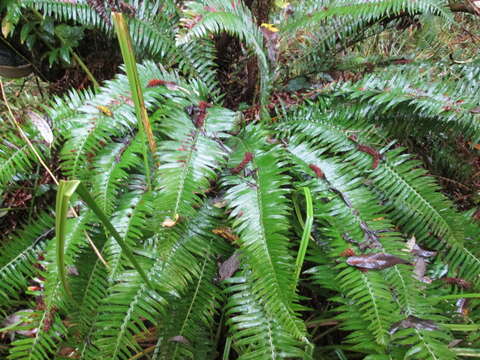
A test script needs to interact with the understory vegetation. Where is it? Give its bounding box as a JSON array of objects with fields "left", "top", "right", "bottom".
[{"left": 1, "top": 0, "right": 480, "bottom": 359}]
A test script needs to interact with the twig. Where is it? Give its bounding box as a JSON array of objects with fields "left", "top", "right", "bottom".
[
  {"left": 433, "top": 175, "right": 472, "bottom": 191},
  {"left": 128, "top": 345, "right": 156, "bottom": 360}
]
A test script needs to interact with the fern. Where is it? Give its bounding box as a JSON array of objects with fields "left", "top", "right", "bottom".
[
  {"left": 176, "top": 0, "right": 271, "bottom": 108},
  {"left": 0, "top": 212, "right": 54, "bottom": 314},
  {"left": 1, "top": 0, "right": 480, "bottom": 359},
  {"left": 0, "top": 131, "right": 41, "bottom": 188},
  {"left": 222, "top": 129, "right": 309, "bottom": 346}
]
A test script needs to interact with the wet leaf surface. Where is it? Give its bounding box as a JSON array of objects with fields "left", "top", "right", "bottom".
[
  {"left": 168, "top": 335, "right": 190, "bottom": 345},
  {"left": 218, "top": 252, "right": 240, "bottom": 281},
  {"left": 390, "top": 315, "right": 439, "bottom": 334},
  {"left": 346, "top": 253, "right": 411, "bottom": 270}
]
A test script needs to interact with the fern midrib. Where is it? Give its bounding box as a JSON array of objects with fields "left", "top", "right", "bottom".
[
  {"left": 413, "top": 329, "right": 440, "bottom": 360},
  {"left": 111, "top": 280, "right": 146, "bottom": 359},
  {"left": 0, "top": 241, "right": 43, "bottom": 275},
  {"left": 68, "top": 123, "right": 96, "bottom": 178},
  {"left": 172, "top": 130, "right": 200, "bottom": 217},
  {"left": 108, "top": 224, "right": 194, "bottom": 358},
  {"left": 171, "top": 238, "right": 213, "bottom": 359},
  {"left": 77, "top": 256, "right": 107, "bottom": 358},
  {"left": 361, "top": 273, "right": 387, "bottom": 346},
  {"left": 97, "top": 149, "right": 124, "bottom": 214},
  {"left": 248, "top": 152, "right": 306, "bottom": 342},
  {"left": 27, "top": 282, "right": 61, "bottom": 360},
  {"left": 0, "top": 143, "right": 31, "bottom": 183},
  {"left": 109, "top": 198, "right": 146, "bottom": 280},
  {"left": 390, "top": 267, "right": 415, "bottom": 316},
  {"left": 450, "top": 244, "right": 480, "bottom": 285}
]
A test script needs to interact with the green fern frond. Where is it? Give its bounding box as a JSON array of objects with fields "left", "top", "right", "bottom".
[
  {"left": 336, "top": 69, "right": 480, "bottom": 139},
  {"left": 151, "top": 223, "right": 229, "bottom": 359},
  {"left": 0, "top": 132, "right": 40, "bottom": 187},
  {"left": 106, "top": 189, "right": 153, "bottom": 280},
  {"left": 224, "top": 268, "right": 310, "bottom": 359},
  {"left": 46, "top": 88, "right": 97, "bottom": 137},
  {"left": 0, "top": 212, "right": 54, "bottom": 314},
  {"left": 280, "top": 117, "right": 459, "bottom": 356},
  {"left": 25, "top": 0, "right": 108, "bottom": 30},
  {"left": 386, "top": 266, "right": 456, "bottom": 359},
  {"left": 6, "top": 213, "right": 89, "bottom": 359},
  {"left": 7, "top": 310, "right": 67, "bottom": 360},
  {"left": 284, "top": 0, "right": 452, "bottom": 36},
  {"left": 59, "top": 99, "right": 136, "bottom": 178},
  {"left": 177, "top": 0, "right": 271, "bottom": 107},
  {"left": 281, "top": 138, "right": 401, "bottom": 347},
  {"left": 368, "top": 148, "right": 480, "bottom": 284},
  {"left": 26, "top": 0, "right": 220, "bottom": 93},
  {"left": 222, "top": 130, "right": 309, "bottom": 344},
  {"left": 91, "top": 134, "right": 143, "bottom": 215},
  {"left": 91, "top": 204, "right": 224, "bottom": 359},
  {"left": 152, "top": 95, "right": 237, "bottom": 225}
]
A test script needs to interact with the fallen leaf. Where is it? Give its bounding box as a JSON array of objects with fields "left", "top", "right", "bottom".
[
  {"left": 389, "top": 315, "right": 438, "bottom": 334},
  {"left": 357, "top": 144, "right": 381, "bottom": 169},
  {"left": 413, "top": 257, "right": 432, "bottom": 283},
  {"left": 204, "top": 5, "right": 218, "bottom": 12},
  {"left": 168, "top": 335, "right": 190, "bottom": 345},
  {"left": 346, "top": 253, "right": 411, "bottom": 270},
  {"left": 309, "top": 164, "right": 324, "bottom": 179},
  {"left": 27, "top": 111, "right": 54, "bottom": 146},
  {"left": 442, "top": 277, "right": 471, "bottom": 289},
  {"left": 57, "top": 347, "right": 79, "bottom": 358},
  {"left": 96, "top": 105, "right": 113, "bottom": 117},
  {"left": 0, "top": 309, "right": 37, "bottom": 340},
  {"left": 405, "top": 236, "right": 436, "bottom": 258},
  {"left": 212, "top": 199, "right": 227, "bottom": 208},
  {"left": 218, "top": 253, "right": 240, "bottom": 281},
  {"left": 456, "top": 298, "right": 469, "bottom": 316},
  {"left": 162, "top": 214, "right": 180, "bottom": 227},
  {"left": 67, "top": 266, "right": 79, "bottom": 276},
  {"left": 212, "top": 227, "right": 239, "bottom": 242},
  {"left": 231, "top": 152, "right": 254, "bottom": 174},
  {"left": 470, "top": 106, "right": 480, "bottom": 114},
  {"left": 147, "top": 79, "right": 179, "bottom": 91},
  {"left": 261, "top": 23, "right": 279, "bottom": 32},
  {"left": 411, "top": 245, "right": 436, "bottom": 258},
  {"left": 119, "top": 95, "right": 134, "bottom": 106},
  {"left": 185, "top": 101, "right": 211, "bottom": 128},
  {"left": 339, "top": 248, "right": 355, "bottom": 257}
]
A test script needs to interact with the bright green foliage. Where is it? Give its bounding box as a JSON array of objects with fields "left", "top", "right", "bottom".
[{"left": 1, "top": 0, "right": 480, "bottom": 359}]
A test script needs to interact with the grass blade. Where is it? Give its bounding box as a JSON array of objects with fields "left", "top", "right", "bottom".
[
  {"left": 112, "top": 12, "right": 156, "bottom": 189},
  {"left": 55, "top": 180, "right": 80, "bottom": 297},
  {"left": 293, "top": 187, "right": 313, "bottom": 293},
  {"left": 75, "top": 182, "right": 153, "bottom": 289}
]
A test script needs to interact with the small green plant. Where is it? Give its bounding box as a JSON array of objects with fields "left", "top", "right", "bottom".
[{"left": 2, "top": 2, "right": 85, "bottom": 68}]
